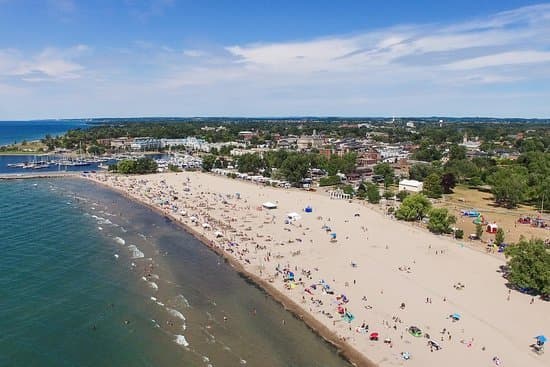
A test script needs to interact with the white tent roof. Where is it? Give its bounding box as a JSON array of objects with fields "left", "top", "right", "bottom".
[{"left": 262, "top": 202, "right": 277, "bottom": 209}]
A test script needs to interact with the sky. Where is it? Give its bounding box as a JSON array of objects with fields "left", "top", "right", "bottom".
[{"left": 0, "top": 0, "right": 549, "bottom": 119}]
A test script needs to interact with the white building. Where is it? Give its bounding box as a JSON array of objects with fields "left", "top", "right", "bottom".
[
  {"left": 131, "top": 137, "right": 161, "bottom": 151},
  {"left": 398, "top": 179, "right": 423, "bottom": 193}
]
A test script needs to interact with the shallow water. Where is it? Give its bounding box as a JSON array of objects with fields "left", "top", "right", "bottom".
[{"left": 0, "top": 178, "right": 352, "bottom": 367}]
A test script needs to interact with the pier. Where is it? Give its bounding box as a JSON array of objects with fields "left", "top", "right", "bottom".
[{"left": 0, "top": 172, "right": 80, "bottom": 180}]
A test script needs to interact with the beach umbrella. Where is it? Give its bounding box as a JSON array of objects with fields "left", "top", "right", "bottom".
[
  {"left": 330, "top": 233, "right": 337, "bottom": 239},
  {"left": 451, "top": 313, "right": 461, "bottom": 320},
  {"left": 535, "top": 335, "right": 547, "bottom": 344}
]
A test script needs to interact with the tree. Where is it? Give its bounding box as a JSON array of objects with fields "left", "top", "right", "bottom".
[
  {"left": 356, "top": 181, "right": 367, "bottom": 199},
  {"left": 444, "top": 159, "right": 480, "bottom": 183},
  {"left": 236, "top": 153, "right": 264, "bottom": 173},
  {"left": 441, "top": 172, "right": 456, "bottom": 194},
  {"left": 423, "top": 173, "right": 443, "bottom": 198},
  {"left": 202, "top": 154, "right": 216, "bottom": 171},
  {"left": 280, "top": 154, "right": 309, "bottom": 185},
  {"left": 395, "top": 193, "right": 432, "bottom": 221},
  {"left": 366, "top": 182, "right": 381, "bottom": 204},
  {"left": 412, "top": 142, "right": 442, "bottom": 162},
  {"left": 115, "top": 158, "right": 158, "bottom": 174},
  {"left": 488, "top": 167, "right": 528, "bottom": 208},
  {"left": 374, "top": 163, "right": 394, "bottom": 187},
  {"left": 448, "top": 144, "right": 467, "bottom": 160},
  {"left": 475, "top": 223, "right": 483, "bottom": 239},
  {"left": 454, "top": 229, "right": 464, "bottom": 239},
  {"left": 504, "top": 239, "right": 550, "bottom": 296},
  {"left": 495, "top": 227, "right": 505, "bottom": 245},
  {"left": 396, "top": 190, "right": 409, "bottom": 202},
  {"left": 342, "top": 184, "right": 354, "bottom": 196},
  {"left": 409, "top": 163, "right": 440, "bottom": 181},
  {"left": 383, "top": 188, "right": 395, "bottom": 200},
  {"left": 319, "top": 175, "right": 341, "bottom": 186},
  {"left": 427, "top": 208, "right": 456, "bottom": 234}
]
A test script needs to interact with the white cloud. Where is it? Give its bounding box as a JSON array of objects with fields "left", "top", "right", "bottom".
[
  {"left": 3, "top": 4, "right": 550, "bottom": 118},
  {"left": 0, "top": 45, "right": 88, "bottom": 81},
  {"left": 445, "top": 51, "right": 550, "bottom": 70}
]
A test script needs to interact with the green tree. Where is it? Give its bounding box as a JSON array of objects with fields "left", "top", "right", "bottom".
[
  {"left": 441, "top": 172, "right": 457, "bottom": 194},
  {"left": 475, "top": 223, "right": 483, "bottom": 239},
  {"left": 423, "top": 173, "right": 443, "bottom": 198},
  {"left": 280, "top": 154, "right": 309, "bottom": 185},
  {"left": 202, "top": 154, "right": 216, "bottom": 171},
  {"left": 504, "top": 239, "right": 550, "bottom": 296},
  {"left": 396, "top": 190, "right": 410, "bottom": 202},
  {"left": 366, "top": 182, "right": 381, "bottom": 204},
  {"left": 495, "top": 227, "right": 505, "bottom": 245},
  {"left": 115, "top": 158, "right": 158, "bottom": 174},
  {"left": 356, "top": 181, "right": 367, "bottom": 199},
  {"left": 427, "top": 208, "right": 456, "bottom": 234},
  {"left": 409, "top": 163, "right": 441, "bottom": 181},
  {"left": 342, "top": 184, "right": 354, "bottom": 196},
  {"left": 236, "top": 153, "right": 264, "bottom": 173},
  {"left": 412, "top": 142, "right": 442, "bottom": 162},
  {"left": 448, "top": 144, "right": 467, "bottom": 160},
  {"left": 383, "top": 188, "right": 395, "bottom": 199},
  {"left": 488, "top": 167, "right": 528, "bottom": 208},
  {"left": 454, "top": 229, "right": 464, "bottom": 239},
  {"left": 395, "top": 193, "right": 432, "bottom": 221},
  {"left": 319, "top": 175, "right": 341, "bottom": 186},
  {"left": 374, "top": 163, "right": 394, "bottom": 187}
]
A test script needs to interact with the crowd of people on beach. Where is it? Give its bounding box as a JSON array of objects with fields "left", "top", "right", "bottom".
[{"left": 86, "top": 171, "right": 547, "bottom": 367}]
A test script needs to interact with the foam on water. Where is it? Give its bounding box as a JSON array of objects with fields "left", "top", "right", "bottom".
[
  {"left": 175, "top": 294, "right": 191, "bottom": 308},
  {"left": 167, "top": 308, "right": 186, "bottom": 321},
  {"left": 148, "top": 281, "right": 159, "bottom": 291},
  {"left": 114, "top": 237, "right": 126, "bottom": 245},
  {"left": 128, "top": 244, "right": 144, "bottom": 259},
  {"left": 174, "top": 335, "right": 189, "bottom": 347}
]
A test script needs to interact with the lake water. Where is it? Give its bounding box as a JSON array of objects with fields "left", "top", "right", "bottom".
[
  {"left": 0, "top": 120, "right": 87, "bottom": 146},
  {"left": 0, "top": 178, "right": 351, "bottom": 367}
]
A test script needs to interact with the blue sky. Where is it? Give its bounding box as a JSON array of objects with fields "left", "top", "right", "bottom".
[{"left": 0, "top": 0, "right": 549, "bottom": 119}]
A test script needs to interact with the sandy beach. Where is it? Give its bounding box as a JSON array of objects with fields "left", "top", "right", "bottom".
[{"left": 86, "top": 171, "right": 549, "bottom": 367}]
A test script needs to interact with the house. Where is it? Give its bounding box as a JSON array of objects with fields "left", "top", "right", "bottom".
[{"left": 398, "top": 179, "right": 423, "bottom": 193}]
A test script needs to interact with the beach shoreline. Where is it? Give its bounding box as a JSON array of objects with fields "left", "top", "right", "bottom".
[
  {"left": 82, "top": 175, "right": 373, "bottom": 367},
  {"left": 75, "top": 171, "right": 549, "bottom": 367}
]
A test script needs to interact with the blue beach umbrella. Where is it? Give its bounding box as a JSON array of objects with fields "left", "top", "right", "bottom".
[
  {"left": 535, "top": 335, "right": 547, "bottom": 343},
  {"left": 330, "top": 233, "right": 337, "bottom": 239},
  {"left": 451, "top": 313, "right": 461, "bottom": 320}
]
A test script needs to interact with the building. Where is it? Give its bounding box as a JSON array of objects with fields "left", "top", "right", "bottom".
[
  {"left": 131, "top": 137, "right": 161, "bottom": 151},
  {"left": 297, "top": 130, "right": 324, "bottom": 151},
  {"left": 160, "top": 137, "right": 211, "bottom": 152},
  {"left": 110, "top": 137, "right": 133, "bottom": 150},
  {"left": 357, "top": 149, "right": 380, "bottom": 166},
  {"left": 238, "top": 131, "right": 257, "bottom": 141},
  {"left": 398, "top": 179, "right": 423, "bottom": 193}
]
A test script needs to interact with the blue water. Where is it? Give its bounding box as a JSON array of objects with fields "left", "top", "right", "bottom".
[
  {"left": 0, "top": 178, "right": 351, "bottom": 367},
  {"left": 0, "top": 120, "right": 87, "bottom": 146}
]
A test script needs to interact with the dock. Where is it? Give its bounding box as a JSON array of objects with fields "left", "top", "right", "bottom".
[{"left": 0, "top": 172, "right": 80, "bottom": 180}]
